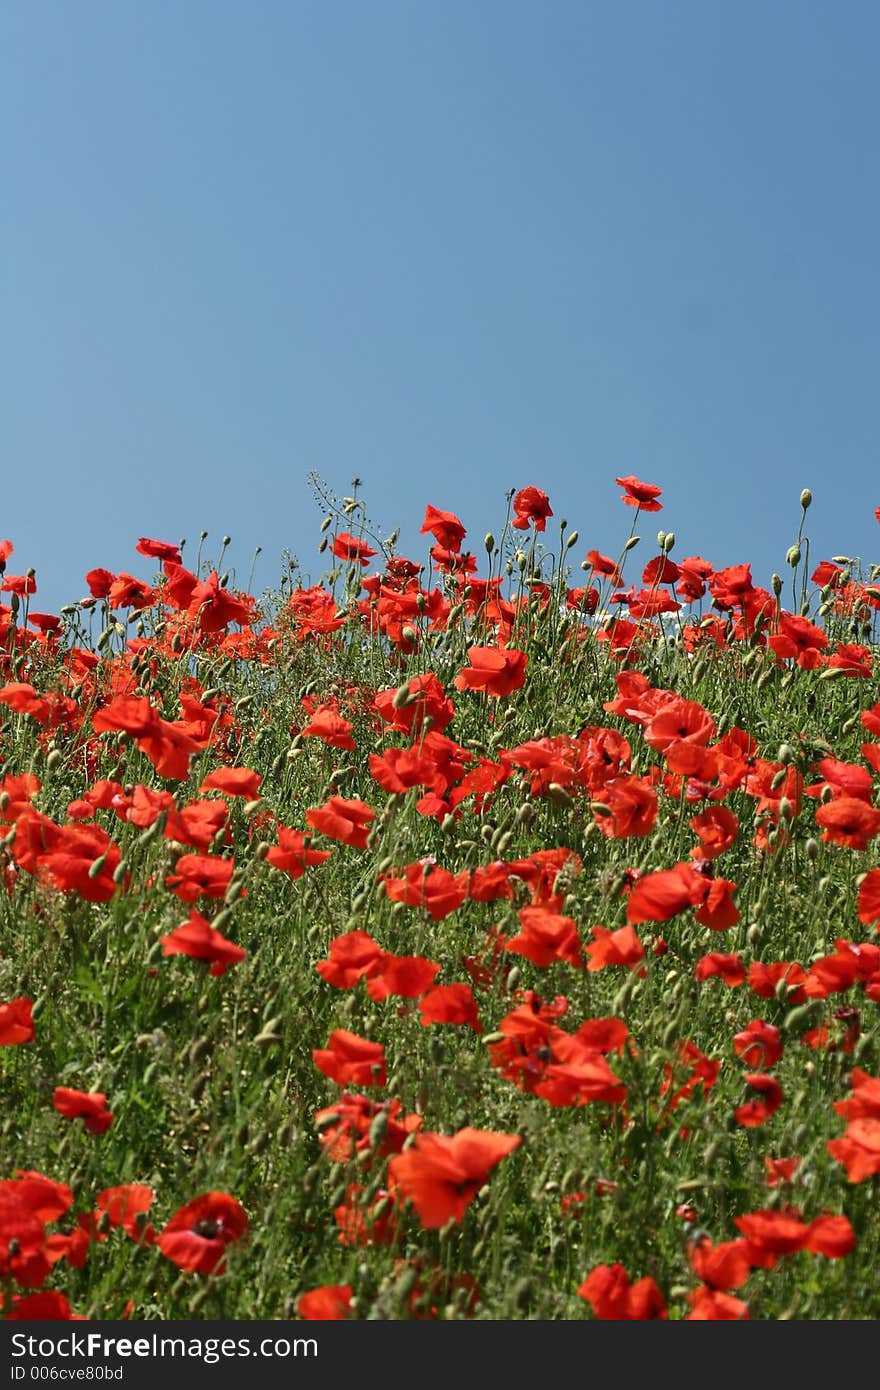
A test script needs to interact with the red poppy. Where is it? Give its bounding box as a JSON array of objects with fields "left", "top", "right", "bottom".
[
  {"left": 136, "top": 536, "right": 182, "bottom": 563},
  {"left": 331, "top": 532, "right": 377, "bottom": 566},
  {"left": 734, "top": 1073, "right": 783, "bottom": 1127},
  {"left": 157, "top": 1192, "right": 248, "bottom": 1274},
  {"left": 695, "top": 952, "right": 746, "bottom": 987},
  {"left": 805, "top": 1213, "right": 856, "bottom": 1258},
  {"left": 165, "top": 853, "right": 236, "bottom": 903},
  {"left": 373, "top": 672, "right": 455, "bottom": 735},
  {"left": 95, "top": 1185, "right": 156, "bottom": 1244},
  {"left": 815, "top": 797, "right": 880, "bottom": 850},
  {"left": 163, "top": 799, "right": 229, "bottom": 852},
  {"left": 264, "top": 826, "right": 332, "bottom": 879},
  {"left": 388, "top": 1126, "right": 520, "bottom": 1228},
  {"left": 301, "top": 703, "right": 357, "bottom": 750},
  {"left": 690, "top": 806, "right": 739, "bottom": 861},
  {"left": 1, "top": 573, "right": 37, "bottom": 596},
  {"left": 615, "top": 475, "right": 663, "bottom": 511},
  {"left": 686, "top": 1287, "right": 749, "bottom": 1320},
  {"left": 734, "top": 1208, "right": 809, "bottom": 1265},
  {"left": 365, "top": 953, "right": 441, "bottom": 1001},
  {"left": 733, "top": 1020, "right": 783, "bottom": 1069},
  {"left": 688, "top": 1237, "right": 752, "bottom": 1290},
  {"left": 828, "top": 1118, "right": 880, "bottom": 1181},
  {"left": 297, "top": 1285, "right": 354, "bottom": 1320},
  {"left": 314, "top": 1093, "right": 422, "bottom": 1164},
  {"left": 35, "top": 822, "right": 126, "bottom": 903},
  {"left": 454, "top": 646, "right": 527, "bottom": 697},
  {"left": 505, "top": 905, "right": 584, "bottom": 969},
  {"left": 420, "top": 505, "right": 467, "bottom": 553},
  {"left": 160, "top": 910, "right": 246, "bottom": 976},
  {"left": 764, "top": 1156, "right": 801, "bottom": 1187},
  {"left": 107, "top": 573, "right": 155, "bottom": 610},
  {"left": 306, "top": 796, "right": 375, "bottom": 850},
  {"left": 4, "top": 1291, "right": 81, "bottom": 1320},
  {"left": 511, "top": 486, "right": 553, "bottom": 532},
  {"left": 381, "top": 862, "right": 470, "bottom": 919},
  {"left": 52, "top": 1088, "right": 114, "bottom": 1135},
  {"left": 312, "top": 1030, "right": 387, "bottom": 1087},
  {"left": 0, "top": 997, "right": 35, "bottom": 1046},
  {"left": 200, "top": 767, "right": 263, "bottom": 799},
  {"left": 287, "top": 584, "right": 347, "bottom": 636},
  {"left": 316, "top": 930, "right": 385, "bottom": 989},
  {"left": 418, "top": 983, "right": 482, "bottom": 1031},
  {"left": 578, "top": 1263, "right": 667, "bottom": 1319},
  {"left": 585, "top": 924, "right": 645, "bottom": 973}
]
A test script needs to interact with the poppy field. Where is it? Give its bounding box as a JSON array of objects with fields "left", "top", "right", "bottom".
[{"left": 2, "top": 474, "right": 880, "bottom": 1321}]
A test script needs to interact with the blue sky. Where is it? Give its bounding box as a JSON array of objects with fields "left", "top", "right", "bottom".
[{"left": 3, "top": 1, "right": 879, "bottom": 618}]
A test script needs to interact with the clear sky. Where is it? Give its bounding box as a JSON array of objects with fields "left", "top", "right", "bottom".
[{"left": 3, "top": 1, "right": 879, "bottom": 618}]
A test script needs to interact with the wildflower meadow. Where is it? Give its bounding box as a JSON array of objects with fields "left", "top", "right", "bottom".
[{"left": 2, "top": 473, "right": 880, "bottom": 1322}]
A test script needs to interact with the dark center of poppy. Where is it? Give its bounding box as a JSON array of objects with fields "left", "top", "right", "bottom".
[{"left": 193, "top": 1217, "right": 222, "bottom": 1240}]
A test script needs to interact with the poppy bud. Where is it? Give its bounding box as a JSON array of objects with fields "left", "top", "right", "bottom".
[
  {"left": 484, "top": 532, "right": 495, "bottom": 553},
  {"left": 786, "top": 544, "right": 801, "bottom": 567},
  {"left": 800, "top": 489, "right": 812, "bottom": 509},
  {"left": 624, "top": 535, "right": 640, "bottom": 551}
]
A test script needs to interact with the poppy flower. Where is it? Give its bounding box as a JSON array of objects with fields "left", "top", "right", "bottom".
[
  {"left": 805, "top": 1213, "right": 856, "bottom": 1258},
  {"left": 199, "top": 767, "right": 263, "bottom": 799},
  {"left": 388, "top": 1126, "right": 520, "bottom": 1228},
  {"left": 301, "top": 704, "right": 356, "bottom": 750},
  {"left": 418, "top": 983, "right": 482, "bottom": 1031},
  {"left": 95, "top": 1185, "right": 156, "bottom": 1244},
  {"left": 107, "top": 573, "right": 155, "bottom": 610},
  {"left": 577, "top": 1263, "right": 667, "bottom": 1319},
  {"left": 687, "top": 1237, "right": 752, "bottom": 1291},
  {"left": 690, "top": 806, "right": 739, "bottom": 861},
  {"left": 686, "top": 1288, "right": 749, "bottom": 1320},
  {"left": 52, "top": 1088, "right": 114, "bottom": 1135},
  {"left": 695, "top": 952, "right": 746, "bottom": 987},
  {"left": 297, "top": 1285, "right": 354, "bottom": 1320},
  {"left": 0, "top": 997, "right": 35, "bottom": 1046},
  {"left": 734, "top": 1073, "right": 783, "bottom": 1127},
  {"left": 306, "top": 796, "right": 375, "bottom": 850},
  {"left": 157, "top": 1192, "right": 248, "bottom": 1275},
  {"left": 264, "top": 826, "right": 332, "bottom": 879},
  {"left": 454, "top": 646, "right": 527, "bottom": 698},
  {"left": 815, "top": 797, "right": 880, "bottom": 850},
  {"left": 312, "top": 1030, "right": 387, "bottom": 1087},
  {"left": 420, "top": 505, "right": 467, "bottom": 553},
  {"left": 163, "top": 799, "right": 229, "bottom": 852},
  {"left": 160, "top": 910, "right": 246, "bottom": 976},
  {"left": 165, "top": 853, "right": 236, "bottom": 903},
  {"left": 3, "top": 1291, "right": 81, "bottom": 1320},
  {"left": 511, "top": 486, "right": 553, "bottom": 532},
  {"left": 314, "top": 1094, "right": 422, "bottom": 1164},
  {"left": 187, "top": 573, "right": 254, "bottom": 632},
  {"left": 734, "top": 1208, "right": 809, "bottom": 1265},
  {"left": 733, "top": 1021, "right": 783, "bottom": 1069},
  {"left": 365, "top": 953, "right": 441, "bottom": 1001},
  {"left": 585, "top": 924, "right": 645, "bottom": 973},
  {"left": 764, "top": 1156, "right": 801, "bottom": 1187},
  {"left": 381, "top": 862, "right": 470, "bottom": 920},
  {"left": 827, "top": 1118, "right": 880, "bottom": 1182},
  {"left": 1, "top": 573, "right": 37, "bottom": 596},
  {"left": 373, "top": 672, "right": 455, "bottom": 736},
  {"left": 614, "top": 475, "right": 663, "bottom": 511},
  {"left": 315, "top": 930, "right": 385, "bottom": 989},
  {"left": 331, "top": 532, "right": 377, "bottom": 566},
  {"left": 504, "top": 905, "right": 584, "bottom": 969},
  {"left": 136, "top": 536, "right": 182, "bottom": 564}
]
